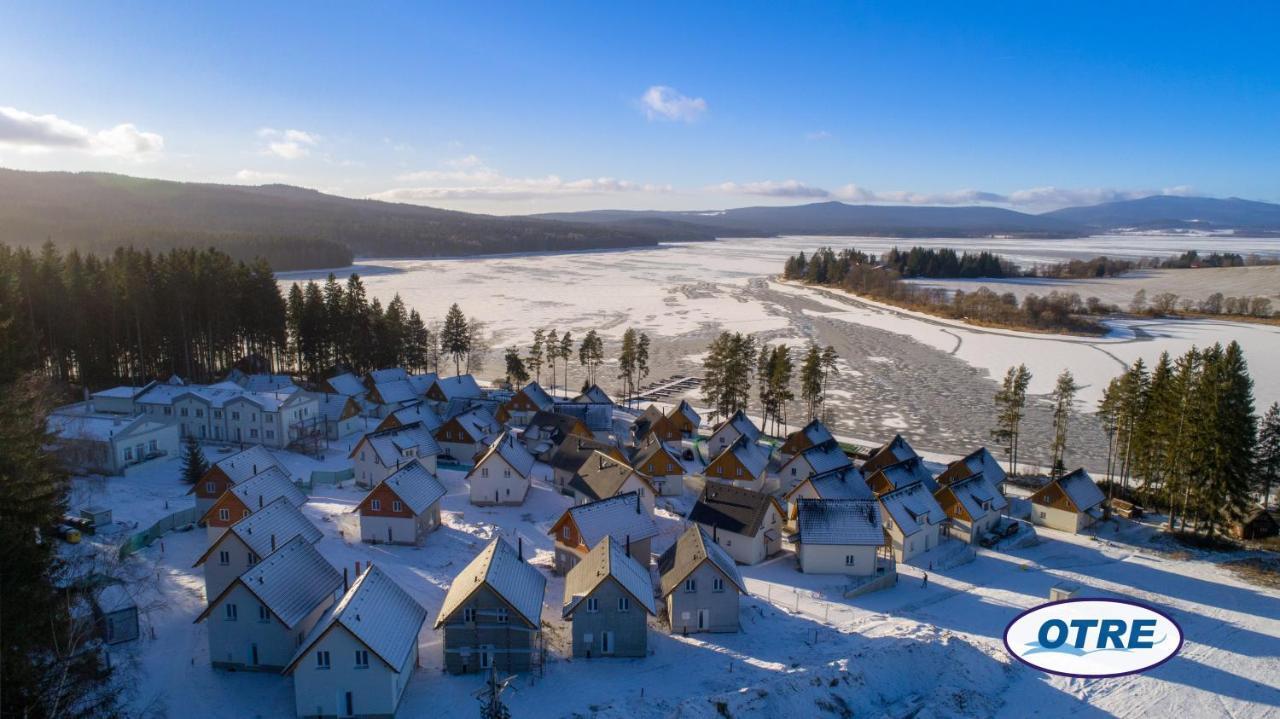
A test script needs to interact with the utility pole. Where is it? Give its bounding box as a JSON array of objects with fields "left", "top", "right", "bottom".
[{"left": 474, "top": 664, "right": 515, "bottom": 719}]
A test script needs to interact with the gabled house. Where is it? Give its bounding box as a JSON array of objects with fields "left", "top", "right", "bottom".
[
  {"left": 375, "top": 401, "right": 443, "bottom": 433},
  {"left": 468, "top": 431, "right": 536, "bottom": 506},
  {"left": 433, "top": 406, "right": 500, "bottom": 462},
  {"left": 194, "top": 536, "right": 340, "bottom": 671},
  {"left": 573, "top": 384, "right": 614, "bottom": 406},
  {"left": 349, "top": 421, "right": 441, "bottom": 488},
  {"left": 365, "top": 378, "right": 419, "bottom": 417},
  {"left": 321, "top": 372, "right": 366, "bottom": 398},
  {"left": 864, "top": 456, "right": 939, "bottom": 495},
  {"left": 353, "top": 459, "right": 447, "bottom": 545},
  {"left": 496, "top": 381, "right": 555, "bottom": 426},
  {"left": 365, "top": 368, "right": 410, "bottom": 386},
  {"left": 687, "top": 482, "right": 784, "bottom": 565},
  {"left": 635, "top": 400, "right": 700, "bottom": 444},
  {"left": 631, "top": 405, "right": 667, "bottom": 445},
  {"left": 934, "top": 471, "right": 1008, "bottom": 544},
  {"left": 567, "top": 452, "right": 657, "bottom": 515},
  {"left": 705, "top": 410, "right": 761, "bottom": 458},
  {"left": 776, "top": 442, "right": 853, "bottom": 492},
  {"left": 860, "top": 433, "right": 919, "bottom": 476},
  {"left": 657, "top": 526, "right": 747, "bottom": 634},
  {"left": 784, "top": 468, "right": 874, "bottom": 523},
  {"left": 193, "top": 498, "right": 322, "bottom": 602},
  {"left": 226, "top": 370, "right": 298, "bottom": 394},
  {"left": 286, "top": 564, "right": 427, "bottom": 719},
  {"left": 779, "top": 418, "right": 837, "bottom": 460},
  {"left": 562, "top": 537, "right": 656, "bottom": 659},
  {"left": 1029, "top": 468, "right": 1106, "bottom": 534},
  {"left": 630, "top": 437, "right": 688, "bottom": 496},
  {"left": 878, "top": 482, "right": 947, "bottom": 561},
  {"left": 936, "top": 447, "right": 1008, "bottom": 492},
  {"left": 425, "top": 374, "right": 483, "bottom": 406},
  {"left": 316, "top": 393, "right": 364, "bottom": 440},
  {"left": 541, "top": 435, "right": 629, "bottom": 494},
  {"left": 189, "top": 445, "right": 284, "bottom": 515},
  {"left": 548, "top": 491, "right": 658, "bottom": 574},
  {"left": 200, "top": 466, "right": 306, "bottom": 540},
  {"left": 548, "top": 401, "right": 614, "bottom": 435},
  {"left": 434, "top": 537, "right": 547, "bottom": 674},
  {"left": 795, "top": 498, "right": 884, "bottom": 575},
  {"left": 1235, "top": 507, "right": 1279, "bottom": 540},
  {"left": 522, "top": 410, "right": 594, "bottom": 452},
  {"left": 703, "top": 435, "right": 770, "bottom": 492},
  {"left": 46, "top": 404, "right": 180, "bottom": 476}
]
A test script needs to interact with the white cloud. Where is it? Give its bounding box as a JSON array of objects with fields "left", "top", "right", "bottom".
[
  {"left": 714, "top": 180, "right": 1192, "bottom": 210},
  {"left": 376, "top": 157, "right": 669, "bottom": 203},
  {"left": 806, "top": 130, "right": 832, "bottom": 141},
  {"left": 837, "top": 186, "right": 1008, "bottom": 205},
  {"left": 234, "top": 169, "right": 290, "bottom": 183},
  {"left": 0, "top": 106, "right": 163, "bottom": 158},
  {"left": 715, "top": 180, "right": 831, "bottom": 198},
  {"left": 258, "top": 127, "right": 319, "bottom": 159},
  {"left": 1005, "top": 185, "right": 1196, "bottom": 209},
  {"left": 640, "top": 85, "right": 707, "bottom": 123}
]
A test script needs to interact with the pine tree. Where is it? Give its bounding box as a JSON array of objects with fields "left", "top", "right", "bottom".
[
  {"left": 701, "top": 332, "right": 756, "bottom": 419},
  {"left": 617, "top": 329, "right": 637, "bottom": 405},
  {"left": 180, "top": 434, "right": 210, "bottom": 484},
  {"left": 819, "top": 345, "right": 839, "bottom": 418},
  {"left": 992, "top": 366, "right": 1021, "bottom": 474},
  {"left": 799, "top": 344, "right": 823, "bottom": 420},
  {"left": 1049, "top": 369, "right": 1080, "bottom": 477},
  {"left": 441, "top": 303, "right": 470, "bottom": 376},
  {"left": 544, "top": 329, "right": 558, "bottom": 390},
  {"left": 558, "top": 331, "right": 573, "bottom": 390},
  {"left": 636, "top": 332, "right": 650, "bottom": 403},
  {"left": 1256, "top": 403, "right": 1280, "bottom": 508},
  {"left": 504, "top": 347, "right": 528, "bottom": 388},
  {"left": 528, "top": 329, "right": 544, "bottom": 385}
]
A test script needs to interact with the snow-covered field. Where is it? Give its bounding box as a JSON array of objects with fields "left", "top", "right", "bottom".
[{"left": 77, "top": 447, "right": 1280, "bottom": 718}]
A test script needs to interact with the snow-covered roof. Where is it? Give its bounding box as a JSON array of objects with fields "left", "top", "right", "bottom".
[
  {"left": 406, "top": 372, "right": 438, "bottom": 396},
  {"left": 866, "top": 457, "right": 938, "bottom": 494},
  {"left": 288, "top": 564, "right": 427, "bottom": 674},
  {"left": 383, "top": 402, "right": 443, "bottom": 432},
  {"left": 688, "top": 482, "right": 782, "bottom": 537},
  {"left": 324, "top": 372, "right": 366, "bottom": 397},
  {"left": 712, "top": 409, "right": 761, "bottom": 444},
  {"left": 562, "top": 537, "right": 656, "bottom": 618},
  {"left": 95, "top": 583, "right": 136, "bottom": 613},
  {"left": 316, "top": 393, "right": 360, "bottom": 422},
  {"left": 213, "top": 445, "right": 284, "bottom": 485},
  {"left": 434, "top": 537, "right": 547, "bottom": 629},
  {"left": 368, "top": 368, "right": 410, "bottom": 384},
  {"left": 673, "top": 399, "right": 701, "bottom": 427},
  {"left": 863, "top": 433, "right": 919, "bottom": 474},
  {"left": 517, "top": 382, "right": 555, "bottom": 410},
  {"left": 797, "top": 498, "right": 883, "bottom": 546},
  {"left": 231, "top": 373, "right": 297, "bottom": 393},
  {"left": 552, "top": 402, "right": 613, "bottom": 432},
  {"left": 573, "top": 384, "right": 613, "bottom": 405},
  {"left": 358, "top": 421, "right": 442, "bottom": 464},
  {"left": 944, "top": 472, "right": 1008, "bottom": 519},
  {"left": 714, "top": 435, "right": 769, "bottom": 479},
  {"left": 938, "top": 447, "right": 1008, "bottom": 488},
  {"left": 1056, "top": 469, "right": 1105, "bottom": 512},
  {"left": 195, "top": 498, "right": 320, "bottom": 567},
  {"left": 371, "top": 378, "right": 418, "bottom": 405},
  {"left": 544, "top": 435, "right": 622, "bottom": 472},
  {"left": 361, "top": 459, "right": 445, "bottom": 515},
  {"left": 198, "top": 536, "right": 340, "bottom": 629},
  {"left": 224, "top": 465, "right": 306, "bottom": 512},
  {"left": 432, "top": 374, "right": 482, "bottom": 401},
  {"left": 878, "top": 482, "right": 946, "bottom": 536},
  {"left": 472, "top": 430, "right": 536, "bottom": 478},
  {"left": 807, "top": 470, "right": 875, "bottom": 501},
  {"left": 788, "top": 443, "right": 852, "bottom": 476},
  {"left": 92, "top": 385, "right": 150, "bottom": 400},
  {"left": 448, "top": 406, "right": 500, "bottom": 439},
  {"left": 793, "top": 418, "right": 835, "bottom": 449},
  {"left": 657, "top": 525, "right": 746, "bottom": 597},
  {"left": 560, "top": 491, "right": 658, "bottom": 549},
  {"left": 47, "top": 406, "right": 156, "bottom": 443},
  {"left": 134, "top": 381, "right": 304, "bottom": 411},
  {"left": 568, "top": 452, "right": 652, "bottom": 501}
]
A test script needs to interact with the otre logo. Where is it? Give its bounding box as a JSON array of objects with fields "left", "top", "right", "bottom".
[{"left": 1004, "top": 598, "right": 1183, "bottom": 678}]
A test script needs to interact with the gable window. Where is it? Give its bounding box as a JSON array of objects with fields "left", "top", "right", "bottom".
[
  {"left": 258, "top": 604, "right": 271, "bottom": 622},
  {"left": 316, "top": 650, "right": 330, "bottom": 670},
  {"left": 481, "top": 467, "right": 489, "bottom": 478},
  {"left": 247, "top": 552, "right": 258, "bottom": 566},
  {"left": 503, "top": 468, "right": 512, "bottom": 478},
  {"left": 149, "top": 439, "right": 158, "bottom": 452},
  {"left": 463, "top": 606, "right": 476, "bottom": 623},
  {"left": 232, "top": 411, "right": 240, "bottom": 420},
  {"left": 196, "top": 409, "right": 204, "bottom": 418},
  {"left": 495, "top": 607, "right": 509, "bottom": 624},
  {"left": 218, "top": 508, "right": 230, "bottom": 522},
  {"left": 392, "top": 500, "right": 402, "bottom": 512},
  {"left": 180, "top": 408, "right": 188, "bottom": 417},
  {"left": 163, "top": 407, "right": 172, "bottom": 416},
  {"left": 684, "top": 578, "right": 696, "bottom": 593},
  {"left": 845, "top": 555, "right": 857, "bottom": 566},
  {"left": 371, "top": 499, "right": 381, "bottom": 511},
  {"left": 562, "top": 526, "right": 571, "bottom": 540},
  {"left": 354, "top": 650, "right": 369, "bottom": 669},
  {"left": 735, "top": 467, "right": 742, "bottom": 477},
  {"left": 586, "top": 597, "right": 599, "bottom": 613},
  {"left": 218, "top": 550, "right": 230, "bottom": 566},
  {"left": 214, "top": 410, "right": 222, "bottom": 419},
  {"left": 224, "top": 603, "right": 238, "bottom": 621},
  {"left": 712, "top": 577, "right": 725, "bottom": 593},
  {"left": 617, "top": 596, "right": 630, "bottom": 612}
]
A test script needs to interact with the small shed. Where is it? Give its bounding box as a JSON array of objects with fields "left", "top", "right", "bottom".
[
  {"left": 1049, "top": 582, "right": 1082, "bottom": 602},
  {"left": 1235, "top": 508, "right": 1279, "bottom": 540},
  {"left": 1108, "top": 498, "right": 1143, "bottom": 519},
  {"left": 80, "top": 506, "right": 113, "bottom": 529},
  {"left": 93, "top": 584, "right": 139, "bottom": 644}
]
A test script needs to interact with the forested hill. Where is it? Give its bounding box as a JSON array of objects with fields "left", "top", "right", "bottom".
[{"left": 0, "top": 169, "right": 670, "bottom": 271}]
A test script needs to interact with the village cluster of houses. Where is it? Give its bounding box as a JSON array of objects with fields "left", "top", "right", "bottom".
[{"left": 70, "top": 362, "right": 1122, "bottom": 718}]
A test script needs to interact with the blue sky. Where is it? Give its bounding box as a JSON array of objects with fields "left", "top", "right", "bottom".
[{"left": 1, "top": 2, "right": 1277, "bottom": 213}]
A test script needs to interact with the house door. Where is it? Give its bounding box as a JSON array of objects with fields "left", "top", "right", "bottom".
[
  {"left": 343, "top": 691, "right": 353, "bottom": 717},
  {"left": 480, "top": 646, "right": 494, "bottom": 669},
  {"left": 697, "top": 609, "right": 710, "bottom": 630},
  {"left": 235, "top": 428, "right": 241, "bottom": 442},
  {"left": 250, "top": 643, "right": 258, "bottom": 666},
  {"left": 135, "top": 443, "right": 144, "bottom": 460},
  {"left": 601, "top": 631, "right": 614, "bottom": 654},
  {"left": 387, "top": 526, "right": 394, "bottom": 543}
]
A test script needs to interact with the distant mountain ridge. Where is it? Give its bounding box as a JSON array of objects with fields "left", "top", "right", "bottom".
[{"left": 1043, "top": 195, "right": 1280, "bottom": 231}]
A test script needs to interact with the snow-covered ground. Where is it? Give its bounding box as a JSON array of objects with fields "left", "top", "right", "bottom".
[{"left": 77, "top": 446, "right": 1280, "bottom": 718}]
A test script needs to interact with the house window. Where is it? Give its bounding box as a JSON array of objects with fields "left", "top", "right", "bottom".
[
  {"left": 392, "top": 500, "right": 402, "bottom": 512},
  {"left": 218, "top": 550, "right": 230, "bottom": 566},
  {"left": 586, "top": 597, "right": 599, "bottom": 613},
  {"left": 884, "top": 518, "right": 894, "bottom": 531},
  {"left": 845, "top": 555, "right": 857, "bottom": 566},
  {"left": 354, "top": 650, "right": 369, "bottom": 669},
  {"left": 503, "top": 468, "right": 512, "bottom": 478},
  {"left": 250, "top": 429, "right": 259, "bottom": 438},
  {"left": 481, "top": 467, "right": 489, "bottom": 478},
  {"left": 618, "top": 596, "right": 630, "bottom": 612},
  {"left": 163, "top": 407, "right": 172, "bottom": 416},
  {"left": 124, "top": 447, "right": 134, "bottom": 461},
  {"left": 562, "top": 526, "right": 571, "bottom": 540},
  {"left": 735, "top": 467, "right": 742, "bottom": 477},
  {"left": 712, "top": 577, "right": 725, "bottom": 593},
  {"left": 1038, "top": 511, "right": 1046, "bottom": 519},
  {"left": 218, "top": 508, "right": 230, "bottom": 521},
  {"left": 259, "top": 604, "right": 271, "bottom": 622},
  {"left": 495, "top": 607, "right": 509, "bottom": 624},
  {"left": 232, "top": 412, "right": 240, "bottom": 420},
  {"left": 316, "top": 650, "right": 330, "bottom": 670},
  {"left": 265, "top": 430, "right": 274, "bottom": 439},
  {"left": 196, "top": 409, "right": 204, "bottom": 418},
  {"left": 463, "top": 607, "right": 476, "bottom": 623},
  {"left": 247, "top": 552, "right": 258, "bottom": 566},
  {"left": 371, "top": 499, "right": 381, "bottom": 511},
  {"left": 180, "top": 408, "right": 188, "bottom": 417},
  {"left": 360, "top": 451, "right": 366, "bottom": 461},
  {"left": 791, "top": 467, "right": 797, "bottom": 476},
  {"left": 224, "top": 603, "right": 238, "bottom": 621},
  {"left": 149, "top": 439, "right": 158, "bottom": 452},
  {"left": 684, "top": 578, "right": 696, "bottom": 593},
  {"left": 214, "top": 410, "right": 222, "bottom": 419}
]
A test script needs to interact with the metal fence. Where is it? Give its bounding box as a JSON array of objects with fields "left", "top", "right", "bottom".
[
  {"left": 117, "top": 506, "right": 201, "bottom": 560},
  {"left": 305, "top": 467, "right": 354, "bottom": 491}
]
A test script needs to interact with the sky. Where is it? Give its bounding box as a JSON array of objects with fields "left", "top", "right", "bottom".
[{"left": 1, "top": 2, "right": 1278, "bottom": 215}]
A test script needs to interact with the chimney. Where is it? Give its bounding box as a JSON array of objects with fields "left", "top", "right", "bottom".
[
  {"left": 270, "top": 534, "right": 276, "bottom": 551},
  {"left": 518, "top": 537, "right": 524, "bottom": 562},
  {"left": 713, "top": 524, "right": 718, "bottom": 542},
  {"left": 626, "top": 534, "right": 631, "bottom": 556},
  {"left": 355, "top": 560, "right": 362, "bottom": 575},
  {"left": 343, "top": 567, "right": 349, "bottom": 592},
  {"left": 259, "top": 495, "right": 264, "bottom": 509},
  {"left": 636, "top": 495, "right": 641, "bottom": 514},
  {"left": 252, "top": 464, "right": 258, "bottom": 475}
]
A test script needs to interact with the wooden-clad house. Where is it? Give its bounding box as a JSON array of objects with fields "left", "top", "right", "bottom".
[
  {"left": 425, "top": 374, "right": 483, "bottom": 406},
  {"left": 548, "top": 491, "right": 658, "bottom": 573},
  {"left": 542, "top": 435, "right": 629, "bottom": 494},
  {"left": 860, "top": 433, "right": 919, "bottom": 476},
  {"left": 561, "top": 537, "right": 656, "bottom": 659},
  {"left": 778, "top": 418, "right": 837, "bottom": 460},
  {"left": 630, "top": 436, "right": 688, "bottom": 496},
  {"left": 783, "top": 467, "right": 874, "bottom": 524},
  {"left": 375, "top": 401, "right": 443, "bottom": 433},
  {"left": 864, "top": 457, "right": 939, "bottom": 495},
  {"left": 189, "top": 445, "right": 285, "bottom": 515},
  {"left": 936, "top": 447, "right": 1008, "bottom": 493},
  {"left": 496, "top": 381, "right": 555, "bottom": 426},
  {"left": 567, "top": 452, "right": 657, "bottom": 515},
  {"left": 194, "top": 536, "right": 340, "bottom": 671},
  {"left": 1235, "top": 507, "right": 1279, "bottom": 540},
  {"left": 657, "top": 526, "right": 747, "bottom": 634},
  {"left": 192, "top": 498, "right": 323, "bottom": 602},
  {"left": 467, "top": 430, "right": 536, "bottom": 506},
  {"left": 934, "top": 471, "right": 1008, "bottom": 544},
  {"left": 703, "top": 435, "right": 770, "bottom": 492},
  {"left": 522, "top": 410, "right": 594, "bottom": 451},
  {"left": 1029, "top": 468, "right": 1106, "bottom": 534},
  {"left": 433, "top": 537, "right": 547, "bottom": 674},
  {"left": 200, "top": 466, "right": 306, "bottom": 540},
  {"left": 687, "top": 482, "right": 784, "bottom": 565},
  {"left": 573, "top": 384, "right": 614, "bottom": 406},
  {"left": 353, "top": 459, "right": 446, "bottom": 545},
  {"left": 433, "top": 406, "right": 500, "bottom": 462},
  {"left": 705, "top": 410, "right": 761, "bottom": 458}
]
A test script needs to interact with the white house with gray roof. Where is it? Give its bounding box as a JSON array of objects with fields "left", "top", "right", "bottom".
[
  {"left": 467, "top": 430, "right": 536, "bottom": 506},
  {"left": 349, "top": 421, "right": 441, "bottom": 488},
  {"left": 796, "top": 498, "right": 884, "bottom": 575},
  {"left": 562, "top": 537, "right": 656, "bottom": 658},
  {"left": 784, "top": 467, "right": 874, "bottom": 523},
  {"left": 687, "top": 482, "right": 785, "bottom": 566},
  {"left": 194, "top": 536, "right": 340, "bottom": 671},
  {"left": 434, "top": 537, "right": 547, "bottom": 674},
  {"left": 657, "top": 526, "right": 747, "bottom": 634},
  {"left": 1029, "top": 468, "right": 1106, "bottom": 534},
  {"left": 776, "top": 443, "right": 853, "bottom": 493},
  {"left": 46, "top": 403, "right": 179, "bottom": 475},
  {"left": 878, "top": 481, "right": 947, "bottom": 561},
  {"left": 549, "top": 491, "right": 658, "bottom": 573},
  {"left": 353, "top": 459, "right": 446, "bottom": 546},
  {"left": 286, "top": 564, "right": 427, "bottom": 719},
  {"left": 193, "top": 498, "right": 323, "bottom": 602},
  {"left": 705, "top": 409, "right": 761, "bottom": 458},
  {"left": 935, "top": 471, "right": 1008, "bottom": 544}
]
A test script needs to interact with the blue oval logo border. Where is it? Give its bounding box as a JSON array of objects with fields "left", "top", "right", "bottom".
[{"left": 1002, "top": 597, "right": 1185, "bottom": 679}]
